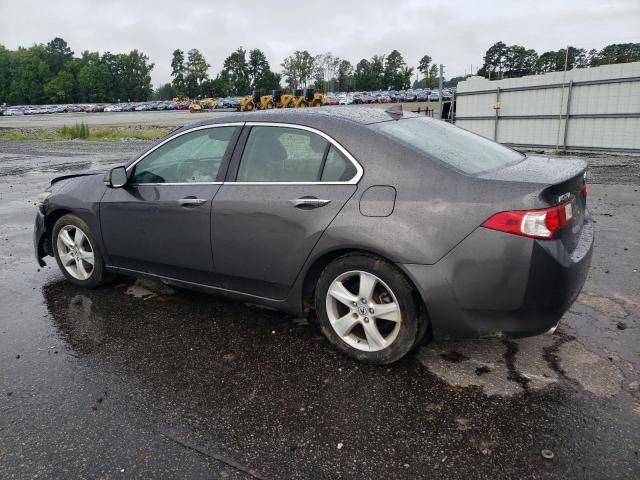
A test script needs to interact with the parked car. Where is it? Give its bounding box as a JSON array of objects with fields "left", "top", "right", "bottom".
[
  {"left": 428, "top": 90, "right": 440, "bottom": 101},
  {"left": 34, "top": 107, "right": 592, "bottom": 364},
  {"left": 404, "top": 90, "right": 417, "bottom": 102},
  {"left": 417, "top": 90, "right": 429, "bottom": 102},
  {"left": 3, "top": 107, "right": 24, "bottom": 116},
  {"left": 121, "top": 103, "right": 135, "bottom": 112},
  {"left": 325, "top": 94, "right": 339, "bottom": 106},
  {"left": 338, "top": 94, "right": 353, "bottom": 105}
]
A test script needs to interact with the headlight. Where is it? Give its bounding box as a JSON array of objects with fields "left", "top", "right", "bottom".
[{"left": 36, "top": 191, "right": 51, "bottom": 204}]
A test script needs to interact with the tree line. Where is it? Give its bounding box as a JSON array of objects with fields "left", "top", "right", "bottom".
[
  {"left": 2, "top": 37, "right": 639, "bottom": 105},
  {"left": 0, "top": 38, "right": 154, "bottom": 105},
  {"left": 160, "top": 48, "right": 433, "bottom": 99},
  {"left": 478, "top": 42, "right": 640, "bottom": 79}
]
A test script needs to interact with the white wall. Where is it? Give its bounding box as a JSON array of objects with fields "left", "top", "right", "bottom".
[{"left": 455, "top": 62, "right": 640, "bottom": 152}]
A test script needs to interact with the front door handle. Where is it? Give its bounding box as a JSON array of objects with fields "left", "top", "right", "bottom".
[
  {"left": 290, "top": 197, "right": 331, "bottom": 210},
  {"left": 178, "top": 197, "right": 207, "bottom": 207}
]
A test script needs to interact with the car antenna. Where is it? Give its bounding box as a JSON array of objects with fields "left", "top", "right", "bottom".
[{"left": 385, "top": 103, "right": 403, "bottom": 120}]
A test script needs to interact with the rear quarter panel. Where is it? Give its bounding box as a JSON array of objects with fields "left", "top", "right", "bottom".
[{"left": 313, "top": 126, "right": 548, "bottom": 265}]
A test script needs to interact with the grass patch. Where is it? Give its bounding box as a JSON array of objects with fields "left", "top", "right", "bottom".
[
  {"left": 0, "top": 124, "right": 168, "bottom": 142},
  {"left": 60, "top": 122, "right": 90, "bottom": 139}
]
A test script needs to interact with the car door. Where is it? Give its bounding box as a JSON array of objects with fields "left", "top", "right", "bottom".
[
  {"left": 211, "top": 123, "right": 362, "bottom": 299},
  {"left": 100, "top": 124, "right": 241, "bottom": 284}
]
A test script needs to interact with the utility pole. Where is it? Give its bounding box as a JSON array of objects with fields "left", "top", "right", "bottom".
[
  {"left": 555, "top": 46, "right": 570, "bottom": 150},
  {"left": 438, "top": 64, "right": 444, "bottom": 119}
]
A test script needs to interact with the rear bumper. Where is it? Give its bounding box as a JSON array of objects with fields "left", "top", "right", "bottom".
[{"left": 402, "top": 216, "right": 594, "bottom": 340}]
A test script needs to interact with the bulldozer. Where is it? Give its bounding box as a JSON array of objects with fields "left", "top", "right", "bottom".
[
  {"left": 240, "top": 90, "right": 277, "bottom": 111},
  {"left": 292, "top": 88, "right": 325, "bottom": 108}
]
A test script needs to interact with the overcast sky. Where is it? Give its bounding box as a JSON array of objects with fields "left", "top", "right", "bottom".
[{"left": 1, "top": 0, "right": 638, "bottom": 86}]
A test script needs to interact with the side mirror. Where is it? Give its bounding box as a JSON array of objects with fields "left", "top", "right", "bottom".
[{"left": 108, "top": 166, "right": 128, "bottom": 188}]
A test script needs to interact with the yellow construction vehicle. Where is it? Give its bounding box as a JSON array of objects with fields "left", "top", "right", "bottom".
[
  {"left": 240, "top": 90, "right": 277, "bottom": 111},
  {"left": 292, "top": 88, "right": 325, "bottom": 108},
  {"left": 271, "top": 90, "right": 296, "bottom": 108},
  {"left": 172, "top": 96, "right": 190, "bottom": 103},
  {"left": 189, "top": 98, "right": 220, "bottom": 112},
  {"left": 273, "top": 90, "right": 296, "bottom": 108}
]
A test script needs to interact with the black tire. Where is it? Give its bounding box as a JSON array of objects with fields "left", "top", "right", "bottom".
[
  {"left": 52, "top": 214, "right": 108, "bottom": 288},
  {"left": 315, "top": 254, "right": 423, "bottom": 364}
]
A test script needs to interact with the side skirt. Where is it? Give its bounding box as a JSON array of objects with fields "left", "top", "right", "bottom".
[{"left": 105, "top": 265, "right": 302, "bottom": 316}]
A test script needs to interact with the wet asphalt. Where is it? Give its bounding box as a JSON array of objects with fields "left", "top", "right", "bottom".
[{"left": 0, "top": 138, "right": 639, "bottom": 479}]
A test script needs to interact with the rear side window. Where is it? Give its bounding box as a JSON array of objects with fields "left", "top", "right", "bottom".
[
  {"left": 236, "top": 126, "right": 357, "bottom": 182},
  {"left": 370, "top": 117, "right": 524, "bottom": 175},
  {"left": 321, "top": 146, "right": 357, "bottom": 181}
]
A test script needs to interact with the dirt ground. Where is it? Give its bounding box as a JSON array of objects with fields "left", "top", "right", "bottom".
[{"left": 0, "top": 134, "right": 638, "bottom": 478}]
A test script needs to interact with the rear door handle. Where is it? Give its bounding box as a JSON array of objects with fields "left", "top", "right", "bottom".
[
  {"left": 290, "top": 197, "right": 331, "bottom": 210},
  {"left": 178, "top": 197, "right": 207, "bottom": 207}
]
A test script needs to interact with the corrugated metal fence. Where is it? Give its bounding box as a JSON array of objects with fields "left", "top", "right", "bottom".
[{"left": 455, "top": 62, "right": 640, "bottom": 153}]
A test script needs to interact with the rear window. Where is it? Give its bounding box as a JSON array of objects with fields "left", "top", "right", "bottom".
[{"left": 370, "top": 117, "right": 524, "bottom": 175}]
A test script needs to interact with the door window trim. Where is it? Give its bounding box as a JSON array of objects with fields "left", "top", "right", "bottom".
[
  {"left": 228, "top": 122, "right": 363, "bottom": 185},
  {"left": 125, "top": 122, "right": 244, "bottom": 186}
]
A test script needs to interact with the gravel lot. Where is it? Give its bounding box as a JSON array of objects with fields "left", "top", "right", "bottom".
[{"left": 0, "top": 133, "right": 638, "bottom": 479}]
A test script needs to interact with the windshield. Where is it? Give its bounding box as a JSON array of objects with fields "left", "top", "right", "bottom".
[{"left": 370, "top": 117, "right": 524, "bottom": 175}]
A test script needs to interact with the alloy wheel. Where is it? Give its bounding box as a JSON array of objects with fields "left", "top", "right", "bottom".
[
  {"left": 325, "top": 270, "right": 402, "bottom": 352},
  {"left": 56, "top": 225, "right": 95, "bottom": 280}
]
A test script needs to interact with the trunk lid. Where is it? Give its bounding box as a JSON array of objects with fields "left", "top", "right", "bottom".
[{"left": 479, "top": 155, "right": 588, "bottom": 251}]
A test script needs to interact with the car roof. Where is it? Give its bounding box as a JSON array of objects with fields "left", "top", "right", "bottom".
[{"left": 186, "top": 106, "right": 419, "bottom": 130}]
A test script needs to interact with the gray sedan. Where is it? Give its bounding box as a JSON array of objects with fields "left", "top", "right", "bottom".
[{"left": 34, "top": 107, "right": 593, "bottom": 364}]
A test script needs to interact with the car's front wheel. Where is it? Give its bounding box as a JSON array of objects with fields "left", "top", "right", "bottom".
[
  {"left": 52, "top": 214, "right": 108, "bottom": 288},
  {"left": 315, "top": 254, "right": 424, "bottom": 364}
]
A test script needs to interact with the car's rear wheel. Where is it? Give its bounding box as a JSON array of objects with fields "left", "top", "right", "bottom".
[
  {"left": 315, "top": 254, "right": 423, "bottom": 364},
  {"left": 53, "top": 214, "right": 108, "bottom": 288}
]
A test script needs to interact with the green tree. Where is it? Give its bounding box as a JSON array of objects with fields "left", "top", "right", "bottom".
[
  {"left": 428, "top": 64, "right": 438, "bottom": 89},
  {"left": 170, "top": 49, "right": 186, "bottom": 95},
  {"left": 383, "top": 50, "right": 405, "bottom": 89},
  {"left": 418, "top": 54, "right": 432, "bottom": 78},
  {"left": 281, "top": 50, "right": 315, "bottom": 90},
  {"left": 370, "top": 54, "right": 385, "bottom": 90},
  {"left": 247, "top": 48, "right": 268, "bottom": 90},
  {"left": 185, "top": 48, "right": 210, "bottom": 97},
  {"left": 482, "top": 41, "right": 508, "bottom": 79},
  {"left": 0, "top": 45, "right": 13, "bottom": 103},
  {"left": 399, "top": 66, "right": 414, "bottom": 89},
  {"left": 77, "top": 53, "right": 112, "bottom": 102},
  {"left": 221, "top": 47, "right": 250, "bottom": 95},
  {"left": 8, "top": 45, "right": 52, "bottom": 104},
  {"left": 256, "top": 70, "right": 281, "bottom": 92},
  {"left": 336, "top": 59, "right": 353, "bottom": 91},
  {"left": 154, "top": 82, "right": 177, "bottom": 100},
  {"left": 354, "top": 58, "right": 372, "bottom": 90},
  {"left": 591, "top": 43, "right": 640, "bottom": 66},
  {"left": 45, "top": 37, "right": 73, "bottom": 75},
  {"left": 44, "top": 71, "right": 75, "bottom": 103},
  {"left": 115, "top": 50, "right": 154, "bottom": 101},
  {"left": 503, "top": 45, "right": 537, "bottom": 77}
]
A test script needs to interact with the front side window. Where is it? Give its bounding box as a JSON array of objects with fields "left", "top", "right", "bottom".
[
  {"left": 235, "top": 126, "right": 358, "bottom": 183},
  {"left": 132, "top": 127, "right": 236, "bottom": 184}
]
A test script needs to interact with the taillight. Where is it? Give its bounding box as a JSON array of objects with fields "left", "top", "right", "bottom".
[
  {"left": 581, "top": 185, "right": 588, "bottom": 198},
  {"left": 482, "top": 201, "right": 573, "bottom": 240}
]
